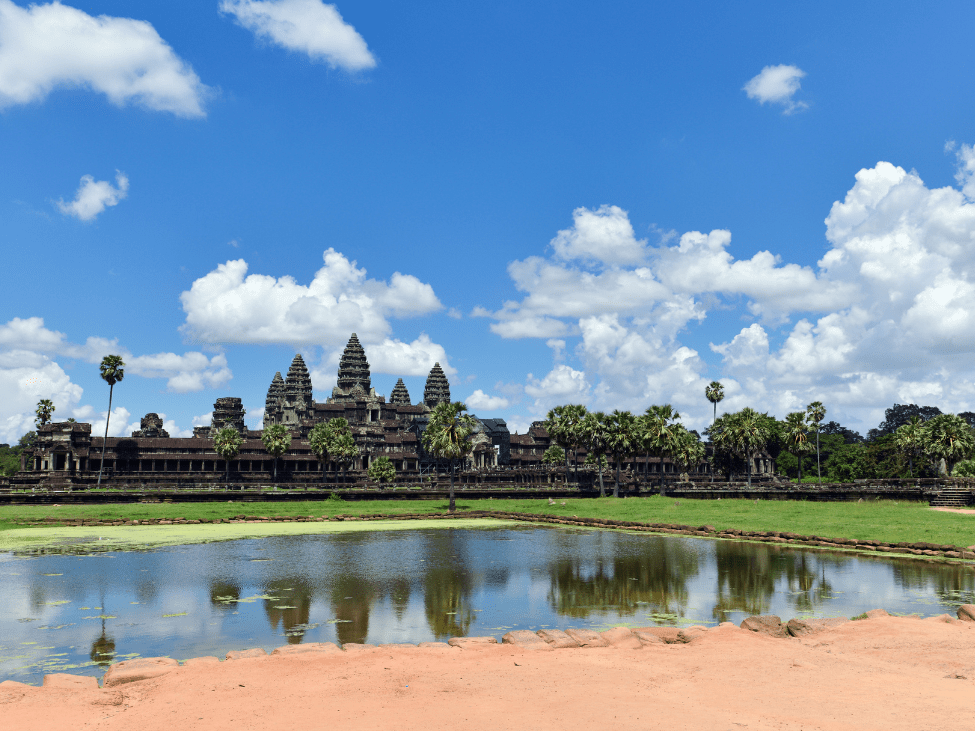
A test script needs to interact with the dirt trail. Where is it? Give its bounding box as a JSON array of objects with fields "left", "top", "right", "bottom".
[{"left": 3, "top": 616, "right": 975, "bottom": 731}]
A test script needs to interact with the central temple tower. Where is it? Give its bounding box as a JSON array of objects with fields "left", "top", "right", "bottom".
[{"left": 329, "top": 333, "right": 376, "bottom": 402}]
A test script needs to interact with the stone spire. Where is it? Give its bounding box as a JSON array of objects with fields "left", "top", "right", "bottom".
[
  {"left": 282, "top": 355, "right": 313, "bottom": 424},
  {"left": 265, "top": 371, "right": 285, "bottom": 426},
  {"left": 390, "top": 378, "right": 411, "bottom": 406},
  {"left": 423, "top": 363, "right": 450, "bottom": 408},
  {"left": 336, "top": 333, "right": 371, "bottom": 394}
]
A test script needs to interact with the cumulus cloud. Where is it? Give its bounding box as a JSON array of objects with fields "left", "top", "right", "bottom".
[
  {"left": 126, "top": 352, "right": 232, "bottom": 392},
  {"left": 179, "top": 248, "right": 442, "bottom": 346},
  {"left": 0, "top": 0, "right": 209, "bottom": 116},
  {"left": 465, "top": 390, "right": 510, "bottom": 411},
  {"left": 57, "top": 171, "right": 128, "bottom": 221},
  {"left": 484, "top": 150, "right": 975, "bottom": 433},
  {"left": 551, "top": 205, "right": 647, "bottom": 266},
  {"left": 743, "top": 64, "right": 808, "bottom": 114},
  {"left": 367, "top": 334, "right": 455, "bottom": 377},
  {"left": 220, "top": 0, "right": 375, "bottom": 70},
  {"left": 0, "top": 355, "right": 83, "bottom": 443}
]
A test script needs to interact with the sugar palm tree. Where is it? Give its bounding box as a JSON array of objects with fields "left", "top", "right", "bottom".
[
  {"left": 921, "top": 413, "right": 975, "bottom": 475},
  {"left": 705, "top": 382, "right": 724, "bottom": 482},
  {"left": 331, "top": 431, "right": 360, "bottom": 485},
  {"left": 545, "top": 404, "right": 588, "bottom": 481},
  {"left": 643, "top": 404, "right": 681, "bottom": 494},
  {"left": 714, "top": 407, "right": 775, "bottom": 487},
  {"left": 782, "top": 411, "right": 810, "bottom": 484},
  {"left": 605, "top": 409, "right": 637, "bottom": 498},
  {"left": 213, "top": 427, "right": 243, "bottom": 482},
  {"left": 671, "top": 425, "right": 706, "bottom": 480},
  {"left": 894, "top": 416, "right": 925, "bottom": 478},
  {"left": 308, "top": 421, "right": 331, "bottom": 483},
  {"left": 35, "top": 399, "right": 55, "bottom": 427},
  {"left": 97, "top": 355, "right": 125, "bottom": 486},
  {"left": 422, "top": 401, "right": 476, "bottom": 513},
  {"left": 261, "top": 424, "right": 292, "bottom": 482},
  {"left": 805, "top": 401, "right": 826, "bottom": 485},
  {"left": 579, "top": 411, "right": 610, "bottom": 497}
]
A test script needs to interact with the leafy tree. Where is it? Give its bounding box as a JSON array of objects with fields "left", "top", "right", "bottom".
[
  {"left": 0, "top": 443, "right": 23, "bottom": 476},
  {"left": 805, "top": 401, "right": 826, "bottom": 484},
  {"left": 959, "top": 412, "right": 975, "bottom": 430},
  {"left": 782, "top": 411, "right": 811, "bottom": 483},
  {"left": 261, "top": 424, "right": 292, "bottom": 482},
  {"left": 954, "top": 459, "right": 975, "bottom": 477},
  {"left": 605, "top": 409, "right": 637, "bottom": 498},
  {"left": 541, "top": 445, "right": 566, "bottom": 465},
  {"left": 894, "top": 416, "right": 925, "bottom": 478},
  {"left": 213, "top": 427, "right": 243, "bottom": 481},
  {"left": 19, "top": 431, "right": 37, "bottom": 450},
  {"left": 867, "top": 404, "right": 942, "bottom": 441},
  {"left": 422, "top": 401, "right": 476, "bottom": 513},
  {"left": 308, "top": 422, "right": 332, "bottom": 481},
  {"left": 578, "top": 411, "right": 610, "bottom": 497},
  {"left": 368, "top": 456, "right": 396, "bottom": 485},
  {"left": 97, "top": 355, "right": 125, "bottom": 486},
  {"left": 819, "top": 421, "right": 863, "bottom": 444},
  {"left": 921, "top": 413, "right": 975, "bottom": 475},
  {"left": 35, "top": 399, "right": 55, "bottom": 427}
]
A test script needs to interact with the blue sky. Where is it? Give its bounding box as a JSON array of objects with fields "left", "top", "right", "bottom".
[{"left": 3, "top": 0, "right": 975, "bottom": 442}]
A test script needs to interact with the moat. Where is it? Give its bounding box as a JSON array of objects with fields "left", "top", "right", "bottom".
[{"left": 2, "top": 525, "right": 973, "bottom": 684}]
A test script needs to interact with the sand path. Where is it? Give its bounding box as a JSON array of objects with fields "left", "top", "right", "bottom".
[{"left": 3, "top": 616, "right": 974, "bottom": 731}]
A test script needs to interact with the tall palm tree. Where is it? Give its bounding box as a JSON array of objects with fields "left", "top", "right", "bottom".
[
  {"left": 97, "top": 355, "right": 125, "bottom": 486},
  {"left": 921, "top": 413, "right": 975, "bottom": 475},
  {"left": 579, "top": 411, "right": 610, "bottom": 497},
  {"left": 671, "top": 425, "right": 706, "bottom": 480},
  {"left": 643, "top": 405, "right": 680, "bottom": 494},
  {"left": 422, "top": 401, "right": 476, "bottom": 513},
  {"left": 261, "top": 424, "right": 292, "bottom": 482},
  {"left": 715, "top": 407, "right": 775, "bottom": 487},
  {"left": 705, "top": 381, "right": 724, "bottom": 482},
  {"left": 605, "top": 409, "right": 637, "bottom": 498},
  {"left": 35, "top": 399, "right": 55, "bottom": 427},
  {"left": 805, "top": 401, "right": 826, "bottom": 484},
  {"left": 213, "top": 427, "right": 243, "bottom": 482},
  {"left": 782, "top": 411, "right": 810, "bottom": 484},
  {"left": 308, "top": 421, "right": 331, "bottom": 483},
  {"left": 894, "top": 416, "right": 925, "bottom": 478}
]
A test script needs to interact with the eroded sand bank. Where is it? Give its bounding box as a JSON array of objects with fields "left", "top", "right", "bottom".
[{"left": 3, "top": 616, "right": 974, "bottom": 731}]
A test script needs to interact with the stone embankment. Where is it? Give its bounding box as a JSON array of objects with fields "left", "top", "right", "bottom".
[
  {"left": 2, "top": 605, "right": 972, "bottom": 690},
  {"left": 11, "top": 509, "right": 975, "bottom": 561}
]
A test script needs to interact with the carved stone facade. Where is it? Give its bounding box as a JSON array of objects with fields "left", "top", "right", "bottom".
[
  {"left": 423, "top": 363, "right": 450, "bottom": 408},
  {"left": 132, "top": 413, "right": 169, "bottom": 438},
  {"left": 211, "top": 398, "right": 246, "bottom": 434},
  {"left": 390, "top": 378, "right": 411, "bottom": 406}
]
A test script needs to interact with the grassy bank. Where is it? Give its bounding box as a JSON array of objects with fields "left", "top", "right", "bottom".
[{"left": 1, "top": 496, "right": 973, "bottom": 548}]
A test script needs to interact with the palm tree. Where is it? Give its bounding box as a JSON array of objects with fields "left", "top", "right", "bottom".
[
  {"left": 213, "top": 427, "right": 243, "bottom": 482},
  {"left": 331, "top": 431, "right": 360, "bottom": 485},
  {"left": 545, "top": 404, "right": 588, "bottom": 481},
  {"left": 671, "top": 425, "right": 706, "bottom": 480},
  {"left": 805, "top": 401, "right": 826, "bottom": 485},
  {"left": 35, "top": 399, "right": 55, "bottom": 427},
  {"left": 97, "top": 355, "right": 125, "bottom": 486},
  {"left": 643, "top": 405, "right": 681, "bottom": 494},
  {"left": 422, "top": 401, "right": 476, "bottom": 513},
  {"left": 261, "top": 424, "right": 292, "bottom": 482},
  {"left": 308, "top": 421, "right": 331, "bottom": 483},
  {"left": 782, "top": 411, "right": 810, "bottom": 484},
  {"left": 705, "top": 381, "right": 724, "bottom": 483},
  {"left": 714, "top": 407, "right": 775, "bottom": 487},
  {"left": 578, "top": 411, "right": 610, "bottom": 497},
  {"left": 605, "top": 409, "right": 637, "bottom": 498},
  {"left": 894, "top": 416, "right": 925, "bottom": 478},
  {"left": 921, "top": 413, "right": 975, "bottom": 475}
]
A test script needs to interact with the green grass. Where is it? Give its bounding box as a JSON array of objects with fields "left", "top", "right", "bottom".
[{"left": 1, "top": 496, "right": 973, "bottom": 548}]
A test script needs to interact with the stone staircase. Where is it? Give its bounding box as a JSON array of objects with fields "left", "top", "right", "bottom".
[{"left": 930, "top": 485, "right": 974, "bottom": 507}]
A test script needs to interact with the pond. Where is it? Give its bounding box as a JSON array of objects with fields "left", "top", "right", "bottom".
[{"left": 2, "top": 524, "right": 973, "bottom": 684}]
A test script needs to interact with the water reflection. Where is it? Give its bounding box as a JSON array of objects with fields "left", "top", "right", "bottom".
[{"left": 3, "top": 526, "right": 974, "bottom": 684}]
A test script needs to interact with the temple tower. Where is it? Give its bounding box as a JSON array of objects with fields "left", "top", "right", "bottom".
[
  {"left": 330, "top": 333, "right": 378, "bottom": 402},
  {"left": 390, "top": 378, "right": 411, "bottom": 406},
  {"left": 211, "top": 397, "right": 246, "bottom": 434},
  {"left": 423, "top": 363, "right": 450, "bottom": 408},
  {"left": 282, "top": 354, "right": 313, "bottom": 425},
  {"left": 264, "top": 371, "right": 285, "bottom": 426}
]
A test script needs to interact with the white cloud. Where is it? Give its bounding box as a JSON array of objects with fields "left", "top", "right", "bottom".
[
  {"left": 57, "top": 171, "right": 128, "bottom": 221},
  {"left": 179, "top": 248, "right": 442, "bottom": 346},
  {"left": 743, "top": 64, "right": 808, "bottom": 114},
  {"left": 366, "top": 334, "right": 455, "bottom": 377},
  {"left": 220, "top": 0, "right": 375, "bottom": 71},
  {"left": 0, "top": 355, "right": 83, "bottom": 443},
  {"left": 551, "top": 205, "right": 647, "bottom": 266},
  {"left": 84, "top": 406, "right": 139, "bottom": 439},
  {"left": 126, "top": 352, "right": 232, "bottom": 393},
  {"left": 524, "top": 365, "right": 590, "bottom": 416},
  {"left": 0, "top": 0, "right": 209, "bottom": 116},
  {"left": 465, "top": 390, "right": 510, "bottom": 411}
]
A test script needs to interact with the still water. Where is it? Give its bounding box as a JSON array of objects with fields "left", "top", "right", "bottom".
[{"left": 2, "top": 525, "right": 973, "bottom": 684}]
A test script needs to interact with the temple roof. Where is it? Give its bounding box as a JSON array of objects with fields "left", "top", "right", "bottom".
[
  {"left": 336, "top": 333, "right": 371, "bottom": 394},
  {"left": 390, "top": 378, "right": 411, "bottom": 405},
  {"left": 284, "top": 354, "right": 313, "bottom": 397},
  {"left": 423, "top": 362, "right": 450, "bottom": 408},
  {"left": 265, "top": 371, "right": 285, "bottom": 409}
]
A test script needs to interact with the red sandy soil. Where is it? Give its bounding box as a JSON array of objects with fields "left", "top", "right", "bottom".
[
  {"left": 3, "top": 617, "right": 975, "bottom": 731},
  {"left": 930, "top": 506, "right": 975, "bottom": 515}
]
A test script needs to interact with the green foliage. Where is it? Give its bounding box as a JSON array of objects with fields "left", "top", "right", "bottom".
[
  {"left": 0, "top": 443, "right": 24, "bottom": 476},
  {"left": 705, "top": 381, "right": 724, "bottom": 420},
  {"left": 671, "top": 425, "right": 705, "bottom": 476},
  {"left": 953, "top": 459, "right": 975, "bottom": 477},
  {"left": 710, "top": 407, "right": 780, "bottom": 486},
  {"left": 99, "top": 355, "right": 125, "bottom": 387},
  {"left": 35, "top": 399, "right": 55, "bottom": 427},
  {"left": 541, "top": 445, "right": 566, "bottom": 465},
  {"left": 368, "top": 456, "right": 396, "bottom": 483},
  {"left": 583, "top": 452, "right": 608, "bottom": 469},
  {"left": 422, "top": 402, "right": 477, "bottom": 463},
  {"left": 921, "top": 413, "right": 975, "bottom": 474},
  {"left": 261, "top": 424, "right": 292, "bottom": 457},
  {"left": 213, "top": 428, "right": 243, "bottom": 478},
  {"left": 544, "top": 404, "right": 587, "bottom": 465}
]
